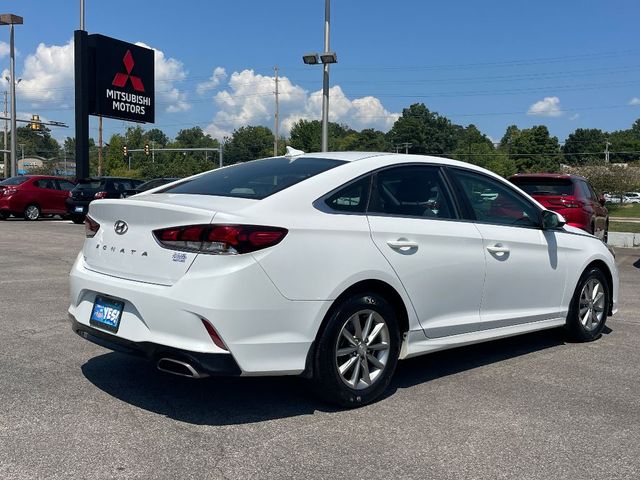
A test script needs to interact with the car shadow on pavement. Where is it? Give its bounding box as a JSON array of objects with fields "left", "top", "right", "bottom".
[{"left": 81, "top": 327, "right": 583, "bottom": 425}]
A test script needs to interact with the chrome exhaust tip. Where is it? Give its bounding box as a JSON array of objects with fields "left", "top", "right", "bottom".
[{"left": 157, "top": 358, "right": 209, "bottom": 379}]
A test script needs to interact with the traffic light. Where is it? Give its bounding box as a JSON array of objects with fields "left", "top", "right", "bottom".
[
  {"left": 30, "top": 114, "right": 41, "bottom": 131},
  {"left": 123, "top": 145, "right": 128, "bottom": 157},
  {"left": 144, "top": 144, "right": 150, "bottom": 156}
]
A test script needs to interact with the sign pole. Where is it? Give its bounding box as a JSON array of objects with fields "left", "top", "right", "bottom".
[{"left": 74, "top": 29, "right": 90, "bottom": 180}]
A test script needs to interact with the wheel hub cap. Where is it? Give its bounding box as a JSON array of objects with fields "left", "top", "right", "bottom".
[{"left": 335, "top": 309, "right": 391, "bottom": 390}]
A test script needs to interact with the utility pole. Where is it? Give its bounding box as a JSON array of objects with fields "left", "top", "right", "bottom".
[
  {"left": 3, "top": 91, "right": 6, "bottom": 177},
  {"left": 605, "top": 141, "right": 611, "bottom": 164},
  {"left": 274, "top": 65, "right": 279, "bottom": 157},
  {"left": 396, "top": 142, "right": 411, "bottom": 154},
  {"left": 152, "top": 140, "right": 155, "bottom": 163},
  {"left": 9, "top": 21, "right": 18, "bottom": 177},
  {"left": 98, "top": 115, "right": 103, "bottom": 175}
]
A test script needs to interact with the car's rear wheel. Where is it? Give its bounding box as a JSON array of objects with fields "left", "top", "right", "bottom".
[
  {"left": 23, "top": 204, "right": 40, "bottom": 221},
  {"left": 71, "top": 214, "right": 85, "bottom": 224},
  {"left": 566, "top": 267, "right": 609, "bottom": 342},
  {"left": 0, "top": 211, "right": 7, "bottom": 220},
  {"left": 312, "top": 292, "right": 400, "bottom": 407}
]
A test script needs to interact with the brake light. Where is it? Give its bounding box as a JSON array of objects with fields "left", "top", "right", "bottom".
[
  {"left": 153, "top": 224, "right": 288, "bottom": 255},
  {"left": 94, "top": 191, "right": 108, "bottom": 199},
  {"left": 85, "top": 215, "right": 100, "bottom": 238}
]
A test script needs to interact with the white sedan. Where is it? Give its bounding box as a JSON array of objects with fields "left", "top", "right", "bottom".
[{"left": 69, "top": 151, "right": 618, "bottom": 406}]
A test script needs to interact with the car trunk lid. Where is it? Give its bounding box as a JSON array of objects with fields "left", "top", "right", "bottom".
[{"left": 83, "top": 194, "right": 256, "bottom": 285}]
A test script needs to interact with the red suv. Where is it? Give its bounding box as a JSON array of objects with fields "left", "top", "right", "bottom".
[
  {"left": 0, "top": 175, "right": 76, "bottom": 220},
  {"left": 509, "top": 173, "right": 608, "bottom": 241}
]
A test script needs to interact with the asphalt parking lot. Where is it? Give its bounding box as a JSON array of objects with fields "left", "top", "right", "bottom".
[{"left": 0, "top": 219, "right": 639, "bottom": 480}]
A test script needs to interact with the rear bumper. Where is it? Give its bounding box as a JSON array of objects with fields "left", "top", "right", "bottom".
[
  {"left": 66, "top": 198, "right": 92, "bottom": 214},
  {"left": 69, "top": 251, "right": 332, "bottom": 375},
  {"left": 69, "top": 315, "right": 242, "bottom": 375}
]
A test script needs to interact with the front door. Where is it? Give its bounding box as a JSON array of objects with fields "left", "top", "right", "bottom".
[{"left": 448, "top": 167, "right": 567, "bottom": 328}]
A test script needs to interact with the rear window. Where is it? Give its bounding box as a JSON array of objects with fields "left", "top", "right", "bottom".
[
  {"left": 511, "top": 178, "right": 574, "bottom": 196},
  {"left": 0, "top": 176, "right": 29, "bottom": 186},
  {"left": 74, "top": 180, "right": 102, "bottom": 190},
  {"left": 160, "top": 157, "right": 346, "bottom": 199}
]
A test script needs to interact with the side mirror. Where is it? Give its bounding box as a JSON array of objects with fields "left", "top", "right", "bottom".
[
  {"left": 541, "top": 210, "right": 566, "bottom": 230},
  {"left": 598, "top": 195, "right": 606, "bottom": 206}
]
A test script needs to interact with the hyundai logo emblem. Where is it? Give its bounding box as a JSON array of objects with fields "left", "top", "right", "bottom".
[{"left": 114, "top": 220, "right": 128, "bottom": 235}]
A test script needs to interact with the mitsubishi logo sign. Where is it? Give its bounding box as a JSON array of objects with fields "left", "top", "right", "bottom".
[
  {"left": 89, "top": 34, "right": 155, "bottom": 123},
  {"left": 112, "top": 50, "right": 145, "bottom": 93}
]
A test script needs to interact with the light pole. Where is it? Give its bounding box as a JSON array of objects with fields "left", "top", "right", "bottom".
[
  {"left": 302, "top": 0, "right": 337, "bottom": 152},
  {"left": 0, "top": 14, "right": 23, "bottom": 177}
]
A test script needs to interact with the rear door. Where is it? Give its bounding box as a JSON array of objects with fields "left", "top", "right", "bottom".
[
  {"left": 54, "top": 179, "right": 75, "bottom": 213},
  {"left": 366, "top": 165, "right": 486, "bottom": 338},
  {"left": 448, "top": 167, "right": 568, "bottom": 328}
]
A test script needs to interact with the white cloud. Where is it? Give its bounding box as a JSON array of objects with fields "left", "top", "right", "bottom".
[
  {"left": 135, "top": 42, "right": 190, "bottom": 113},
  {"left": 0, "top": 42, "right": 9, "bottom": 58},
  {"left": 5, "top": 39, "right": 75, "bottom": 106},
  {"left": 204, "top": 68, "right": 399, "bottom": 140},
  {"left": 527, "top": 96, "right": 563, "bottom": 117},
  {"left": 630, "top": 97, "right": 640, "bottom": 106},
  {"left": 569, "top": 113, "right": 580, "bottom": 120},
  {"left": 197, "top": 67, "right": 227, "bottom": 95}
]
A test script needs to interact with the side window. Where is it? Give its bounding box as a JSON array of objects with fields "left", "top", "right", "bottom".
[
  {"left": 586, "top": 182, "right": 599, "bottom": 201},
  {"left": 325, "top": 176, "right": 371, "bottom": 213},
  {"left": 34, "top": 179, "right": 55, "bottom": 190},
  {"left": 577, "top": 181, "right": 593, "bottom": 200},
  {"left": 368, "top": 166, "right": 454, "bottom": 219},
  {"left": 57, "top": 180, "right": 75, "bottom": 191},
  {"left": 451, "top": 169, "right": 540, "bottom": 227}
]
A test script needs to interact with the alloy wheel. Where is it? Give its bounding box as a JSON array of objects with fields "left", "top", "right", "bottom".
[
  {"left": 25, "top": 205, "right": 40, "bottom": 220},
  {"left": 578, "top": 278, "right": 606, "bottom": 331},
  {"left": 335, "top": 309, "right": 390, "bottom": 390}
]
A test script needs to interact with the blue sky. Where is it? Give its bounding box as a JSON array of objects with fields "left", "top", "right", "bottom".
[{"left": 1, "top": 0, "right": 639, "bottom": 146}]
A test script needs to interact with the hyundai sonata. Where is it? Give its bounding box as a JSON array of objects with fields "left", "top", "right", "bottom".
[{"left": 69, "top": 150, "right": 618, "bottom": 406}]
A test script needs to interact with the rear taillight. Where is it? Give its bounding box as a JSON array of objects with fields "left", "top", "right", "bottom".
[
  {"left": 153, "top": 224, "right": 288, "bottom": 255},
  {"left": 85, "top": 216, "right": 100, "bottom": 238},
  {"left": 68, "top": 191, "right": 73, "bottom": 197},
  {"left": 1, "top": 187, "right": 17, "bottom": 196},
  {"left": 94, "top": 191, "right": 108, "bottom": 199}
]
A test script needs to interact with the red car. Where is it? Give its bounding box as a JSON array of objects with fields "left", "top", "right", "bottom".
[
  {"left": 509, "top": 173, "right": 609, "bottom": 241},
  {"left": 0, "top": 175, "right": 76, "bottom": 220}
]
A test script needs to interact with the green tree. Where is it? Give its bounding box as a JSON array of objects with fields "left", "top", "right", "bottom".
[
  {"left": 338, "top": 128, "right": 390, "bottom": 151},
  {"left": 608, "top": 119, "right": 640, "bottom": 163},
  {"left": 562, "top": 128, "right": 607, "bottom": 165},
  {"left": 224, "top": 126, "right": 274, "bottom": 164},
  {"left": 505, "top": 125, "right": 561, "bottom": 172},
  {"left": 452, "top": 124, "right": 495, "bottom": 166},
  {"left": 13, "top": 126, "right": 60, "bottom": 159},
  {"left": 288, "top": 120, "right": 353, "bottom": 152},
  {"left": 387, "top": 103, "right": 463, "bottom": 155}
]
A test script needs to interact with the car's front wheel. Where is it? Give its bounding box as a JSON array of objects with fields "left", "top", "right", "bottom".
[
  {"left": 313, "top": 292, "right": 400, "bottom": 407},
  {"left": 566, "top": 267, "right": 609, "bottom": 342}
]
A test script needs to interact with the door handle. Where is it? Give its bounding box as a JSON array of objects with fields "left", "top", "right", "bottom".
[
  {"left": 387, "top": 239, "right": 419, "bottom": 250},
  {"left": 486, "top": 243, "right": 510, "bottom": 254}
]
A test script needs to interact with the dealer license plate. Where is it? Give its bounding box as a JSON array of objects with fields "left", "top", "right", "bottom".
[{"left": 90, "top": 296, "right": 124, "bottom": 333}]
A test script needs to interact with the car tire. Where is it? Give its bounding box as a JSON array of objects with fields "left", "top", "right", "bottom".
[
  {"left": 0, "top": 211, "right": 7, "bottom": 220},
  {"left": 71, "top": 214, "right": 85, "bottom": 224},
  {"left": 23, "top": 204, "right": 40, "bottom": 221},
  {"left": 312, "top": 292, "right": 401, "bottom": 408},
  {"left": 566, "top": 267, "right": 609, "bottom": 342}
]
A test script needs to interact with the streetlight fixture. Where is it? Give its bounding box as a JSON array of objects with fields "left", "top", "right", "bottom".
[
  {"left": 301, "top": 0, "right": 336, "bottom": 152},
  {"left": 0, "top": 13, "right": 23, "bottom": 178}
]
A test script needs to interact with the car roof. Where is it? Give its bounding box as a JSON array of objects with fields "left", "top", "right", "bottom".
[{"left": 298, "top": 151, "right": 491, "bottom": 170}]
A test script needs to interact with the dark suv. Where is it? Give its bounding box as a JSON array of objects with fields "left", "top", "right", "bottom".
[
  {"left": 66, "top": 177, "right": 144, "bottom": 224},
  {"left": 509, "top": 173, "right": 609, "bottom": 241}
]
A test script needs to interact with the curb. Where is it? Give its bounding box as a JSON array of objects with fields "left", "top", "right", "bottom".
[{"left": 608, "top": 232, "right": 640, "bottom": 248}]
